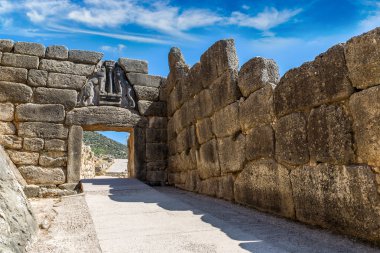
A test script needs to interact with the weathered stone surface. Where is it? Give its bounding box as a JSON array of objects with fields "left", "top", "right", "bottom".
[
  {"left": 45, "top": 139, "right": 67, "bottom": 151},
  {"left": 148, "top": 117, "right": 167, "bottom": 129},
  {"left": 198, "top": 177, "right": 219, "bottom": 197},
  {"left": 146, "top": 128, "right": 167, "bottom": 143},
  {"left": 239, "top": 85, "right": 274, "bottom": 132},
  {"left": 68, "top": 50, "right": 103, "bottom": 64},
  {"left": 23, "top": 185, "right": 40, "bottom": 198},
  {"left": 217, "top": 134, "right": 245, "bottom": 174},
  {"left": 194, "top": 89, "right": 214, "bottom": 120},
  {"left": 138, "top": 100, "right": 166, "bottom": 117},
  {"left": 345, "top": 28, "right": 380, "bottom": 89},
  {"left": 210, "top": 70, "right": 240, "bottom": 111},
  {"left": 39, "top": 59, "right": 94, "bottom": 76},
  {"left": 134, "top": 85, "right": 159, "bottom": 101},
  {"left": 211, "top": 102, "right": 240, "bottom": 138},
  {"left": 308, "top": 104, "right": 354, "bottom": 164},
  {"left": 0, "top": 122, "right": 15, "bottom": 135},
  {"left": 0, "top": 66, "right": 28, "bottom": 83},
  {"left": 47, "top": 72, "right": 86, "bottom": 90},
  {"left": 0, "top": 81, "right": 32, "bottom": 103},
  {"left": 34, "top": 87, "right": 77, "bottom": 110},
  {"left": 2, "top": 53, "right": 39, "bottom": 69},
  {"left": 183, "top": 170, "right": 199, "bottom": 192},
  {"left": 217, "top": 174, "right": 235, "bottom": 201},
  {"left": 275, "top": 113, "right": 309, "bottom": 166},
  {"left": 39, "top": 152, "right": 67, "bottom": 167},
  {"left": 146, "top": 143, "right": 168, "bottom": 162},
  {"left": 274, "top": 44, "right": 353, "bottom": 117},
  {"left": 290, "top": 164, "right": 380, "bottom": 242},
  {"left": 15, "top": 103, "right": 65, "bottom": 122},
  {"left": 195, "top": 117, "right": 213, "bottom": 145},
  {"left": 0, "top": 146, "right": 37, "bottom": 252},
  {"left": 238, "top": 57, "right": 280, "bottom": 97},
  {"left": 67, "top": 126, "right": 82, "bottom": 183},
  {"left": 118, "top": 58, "right": 148, "bottom": 74},
  {"left": 18, "top": 122, "right": 68, "bottom": 139},
  {"left": 127, "top": 73, "right": 162, "bottom": 87},
  {"left": 235, "top": 159, "right": 294, "bottom": 218},
  {"left": 66, "top": 106, "right": 147, "bottom": 128},
  {"left": 200, "top": 39, "right": 239, "bottom": 86},
  {"left": 146, "top": 171, "right": 167, "bottom": 184},
  {"left": 196, "top": 139, "right": 221, "bottom": 179},
  {"left": 246, "top": 125, "right": 274, "bottom": 161},
  {"left": 0, "top": 103, "right": 14, "bottom": 121},
  {"left": 349, "top": 85, "right": 380, "bottom": 166},
  {"left": 18, "top": 166, "right": 65, "bottom": 184},
  {"left": 27, "top": 69, "right": 47, "bottom": 87},
  {"left": 23, "top": 138, "right": 44, "bottom": 152},
  {"left": 0, "top": 39, "right": 14, "bottom": 52},
  {"left": 45, "top": 45, "right": 68, "bottom": 60},
  {"left": 7, "top": 150, "right": 39, "bottom": 165},
  {"left": 176, "top": 126, "right": 197, "bottom": 153},
  {"left": 146, "top": 160, "right": 167, "bottom": 171},
  {"left": 14, "top": 42, "right": 45, "bottom": 57},
  {"left": 0, "top": 135, "right": 22, "bottom": 149}
]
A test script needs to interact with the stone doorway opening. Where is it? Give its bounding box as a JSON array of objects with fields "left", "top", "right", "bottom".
[{"left": 79, "top": 127, "right": 135, "bottom": 180}]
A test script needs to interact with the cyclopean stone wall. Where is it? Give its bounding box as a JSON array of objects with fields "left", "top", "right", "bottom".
[
  {"left": 164, "top": 28, "right": 380, "bottom": 244},
  {"left": 0, "top": 40, "right": 168, "bottom": 197}
]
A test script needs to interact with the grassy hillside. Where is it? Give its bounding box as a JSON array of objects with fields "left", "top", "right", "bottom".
[{"left": 83, "top": 131, "right": 128, "bottom": 159}]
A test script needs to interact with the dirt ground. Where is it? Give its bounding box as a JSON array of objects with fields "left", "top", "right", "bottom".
[{"left": 26, "top": 194, "right": 101, "bottom": 253}]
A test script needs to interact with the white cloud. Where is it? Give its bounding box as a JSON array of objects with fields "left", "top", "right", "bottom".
[
  {"left": 0, "top": 0, "right": 13, "bottom": 14},
  {"left": 101, "top": 44, "right": 126, "bottom": 53},
  {"left": 24, "top": 0, "right": 75, "bottom": 23},
  {"left": 359, "top": 2, "right": 380, "bottom": 32},
  {"left": 229, "top": 7, "right": 302, "bottom": 31}
]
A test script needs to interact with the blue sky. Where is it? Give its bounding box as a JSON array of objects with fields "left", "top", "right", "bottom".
[{"left": 1, "top": 0, "right": 379, "bottom": 143}]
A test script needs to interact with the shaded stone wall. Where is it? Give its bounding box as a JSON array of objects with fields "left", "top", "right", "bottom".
[
  {"left": 164, "top": 28, "right": 380, "bottom": 244},
  {"left": 0, "top": 40, "right": 168, "bottom": 196}
]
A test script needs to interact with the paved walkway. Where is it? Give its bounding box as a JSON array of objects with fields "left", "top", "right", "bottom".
[
  {"left": 106, "top": 159, "right": 128, "bottom": 173},
  {"left": 82, "top": 177, "right": 379, "bottom": 253}
]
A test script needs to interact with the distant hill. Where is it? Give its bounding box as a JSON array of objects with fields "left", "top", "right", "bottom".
[{"left": 83, "top": 132, "right": 128, "bottom": 159}]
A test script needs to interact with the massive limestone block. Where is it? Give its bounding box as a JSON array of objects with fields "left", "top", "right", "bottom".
[
  {"left": 67, "top": 126, "right": 82, "bottom": 183},
  {"left": 146, "top": 143, "right": 168, "bottom": 162},
  {"left": 238, "top": 57, "right": 280, "bottom": 97},
  {"left": 246, "top": 124, "right": 274, "bottom": 161},
  {"left": 147, "top": 160, "right": 168, "bottom": 172},
  {"left": 0, "top": 81, "right": 32, "bottom": 103},
  {"left": 308, "top": 104, "right": 354, "bottom": 164},
  {"left": 146, "top": 171, "right": 167, "bottom": 184},
  {"left": 217, "top": 134, "right": 245, "bottom": 174},
  {"left": 14, "top": 42, "right": 45, "bottom": 57},
  {"left": 186, "top": 62, "right": 203, "bottom": 98},
  {"left": 217, "top": 174, "right": 235, "bottom": 201},
  {"left": 0, "top": 122, "right": 15, "bottom": 135},
  {"left": 349, "top": 85, "right": 380, "bottom": 166},
  {"left": 176, "top": 126, "right": 197, "bottom": 153},
  {"left": 195, "top": 117, "right": 213, "bottom": 145},
  {"left": 146, "top": 128, "right": 167, "bottom": 144},
  {"left": 239, "top": 85, "right": 274, "bottom": 132},
  {"left": 7, "top": 150, "right": 39, "bottom": 165},
  {"left": 196, "top": 139, "right": 221, "bottom": 179},
  {"left": 27, "top": 69, "right": 48, "bottom": 87},
  {"left": 118, "top": 58, "right": 148, "bottom": 74},
  {"left": 148, "top": 117, "right": 167, "bottom": 129},
  {"left": 39, "top": 152, "right": 67, "bottom": 167},
  {"left": 290, "top": 164, "right": 380, "bottom": 242},
  {"left": 66, "top": 106, "right": 147, "bottom": 128},
  {"left": 45, "top": 45, "right": 68, "bottom": 60},
  {"left": 18, "top": 166, "right": 66, "bottom": 185},
  {"left": 34, "top": 87, "right": 77, "bottom": 110},
  {"left": 210, "top": 70, "right": 241, "bottom": 111},
  {"left": 23, "top": 138, "right": 44, "bottom": 152},
  {"left": 194, "top": 89, "right": 214, "bottom": 120},
  {"left": 15, "top": 103, "right": 65, "bottom": 123},
  {"left": 39, "top": 59, "right": 94, "bottom": 76},
  {"left": 345, "top": 28, "right": 380, "bottom": 89},
  {"left": 2, "top": 53, "right": 39, "bottom": 69},
  {"left": 68, "top": 50, "right": 103, "bottom": 64},
  {"left": 134, "top": 85, "right": 159, "bottom": 101},
  {"left": 44, "top": 139, "right": 67, "bottom": 151},
  {"left": 0, "top": 39, "right": 14, "bottom": 52},
  {"left": 0, "top": 103, "right": 14, "bottom": 121},
  {"left": 127, "top": 73, "right": 162, "bottom": 87},
  {"left": 274, "top": 44, "right": 353, "bottom": 117},
  {"left": 138, "top": 100, "right": 166, "bottom": 117},
  {"left": 0, "top": 146, "right": 37, "bottom": 253},
  {"left": 234, "top": 159, "right": 295, "bottom": 218},
  {"left": 200, "top": 39, "right": 239, "bottom": 87},
  {"left": 274, "top": 113, "right": 309, "bottom": 165},
  {"left": 198, "top": 177, "right": 220, "bottom": 197},
  {"left": 0, "top": 135, "right": 22, "bottom": 150},
  {"left": 211, "top": 102, "right": 240, "bottom": 138},
  {"left": 47, "top": 73, "right": 86, "bottom": 90},
  {"left": 0, "top": 66, "right": 28, "bottom": 83},
  {"left": 18, "top": 122, "right": 68, "bottom": 139}
]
